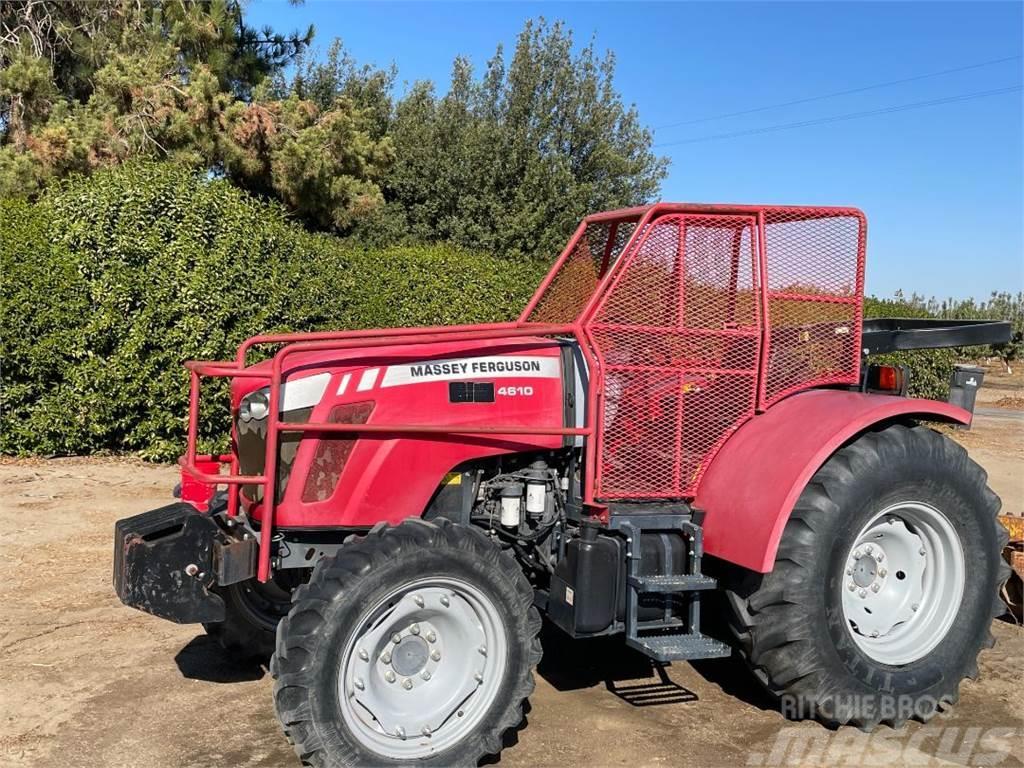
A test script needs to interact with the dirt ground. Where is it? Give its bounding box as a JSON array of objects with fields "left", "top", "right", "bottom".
[{"left": 2, "top": 369, "right": 1022, "bottom": 767}]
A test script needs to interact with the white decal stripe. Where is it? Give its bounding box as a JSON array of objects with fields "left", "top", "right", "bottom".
[
  {"left": 336, "top": 373, "right": 352, "bottom": 396},
  {"left": 281, "top": 372, "right": 331, "bottom": 411},
  {"left": 380, "top": 355, "right": 560, "bottom": 388},
  {"left": 357, "top": 368, "right": 380, "bottom": 392}
]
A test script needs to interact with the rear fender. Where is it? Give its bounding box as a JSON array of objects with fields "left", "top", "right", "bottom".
[{"left": 694, "top": 389, "right": 970, "bottom": 573}]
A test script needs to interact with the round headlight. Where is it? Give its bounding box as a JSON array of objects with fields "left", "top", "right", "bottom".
[
  {"left": 248, "top": 391, "right": 269, "bottom": 420},
  {"left": 240, "top": 390, "right": 270, "bottom": 422}
]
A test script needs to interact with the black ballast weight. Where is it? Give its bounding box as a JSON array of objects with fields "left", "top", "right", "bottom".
[{"left": 113, "top": 502, "right": 228, "bottom": 624}]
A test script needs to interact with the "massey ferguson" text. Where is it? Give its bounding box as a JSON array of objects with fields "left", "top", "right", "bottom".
[{"left": 409, "top": 360, "right": 544, "bottom": 378}]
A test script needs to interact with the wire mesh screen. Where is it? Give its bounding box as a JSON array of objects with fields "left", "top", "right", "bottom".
[
  {"left": 526, "top": 221, "right": 637, "bottom": 324},
  {"left": 590, "top": 214, "right": 761, "bottom": 499},
  {"left": 759, "top": 208, "right": 864, "bottom": 407}
]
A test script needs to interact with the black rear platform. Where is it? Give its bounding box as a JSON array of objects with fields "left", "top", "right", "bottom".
[{"left": 861, "top": 318, "right": 1011, "bottom": 355}]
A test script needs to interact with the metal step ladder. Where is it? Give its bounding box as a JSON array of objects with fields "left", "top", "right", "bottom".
[{"left": 612, "top": 515, "right": 732, "bottom": 662}]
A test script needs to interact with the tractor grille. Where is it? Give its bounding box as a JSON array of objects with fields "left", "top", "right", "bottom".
[
  {"left": 235, "top": 407, "right": 311, "bottom": 503},
  {"left": 301, "top": 402, "right": 374, "bottom": 502}
]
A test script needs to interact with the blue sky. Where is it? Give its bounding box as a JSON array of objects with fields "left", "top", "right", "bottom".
[{"left": 249, "top": 1, "right": 1023, "bottom": 300}]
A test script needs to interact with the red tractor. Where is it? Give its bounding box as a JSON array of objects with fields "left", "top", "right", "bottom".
[{"left": 115, "top": 204, "right": 1011, "bottom": 767}]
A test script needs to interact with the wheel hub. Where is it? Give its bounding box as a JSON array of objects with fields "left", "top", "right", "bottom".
[
  {"left": 390, "top": 635, "right": 430, "bottom": 677},
  {"left": 338, "top": 579, "right": 508, "bottom": 759},
  {"left": 840, "top": 502, "right": 965, "bottom": 665},
  {"left": 851, "top": 553, "right": 880, "bottom": 588}
]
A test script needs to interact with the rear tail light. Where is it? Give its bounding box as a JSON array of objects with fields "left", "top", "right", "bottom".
[
  {"left": 302, "top": 401, "right": 375, "bottom": 502},
  {"left": 865, "top": 364, "right": 906, "bottom": 395}
]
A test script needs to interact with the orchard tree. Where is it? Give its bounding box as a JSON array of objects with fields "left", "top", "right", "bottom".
[
  {"left": 0, "top": 0, "right": 393, "bottom": 229},
  {"left": 363, "top": 18, "right": 669, "bottom": 258}
]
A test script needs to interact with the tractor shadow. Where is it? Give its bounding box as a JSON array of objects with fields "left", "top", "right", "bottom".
[
  {"left": 173, "top": 634, "right": 267, "bottom": 683},
  {"left": 536, "top": 620, "right": 777, "bottom": 712},
  {"left": 537, "top": 622, "right": 697, "bottom": 706}
]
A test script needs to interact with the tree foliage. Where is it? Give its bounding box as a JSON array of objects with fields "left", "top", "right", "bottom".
[
  {"left": 0, "top": 162, "right": 544, "bottom": 459},
  {"left": 356, "top": 19, "right": 669, "bottom": 258},
  {"left": 0, "top": 0, "right": 393, "bottom": 228},
  {"left": 2, "top": 7, "right": 667, "bottom": 255}
]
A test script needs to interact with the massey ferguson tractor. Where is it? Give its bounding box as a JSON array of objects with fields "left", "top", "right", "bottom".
[{"left": 114, "top": 204, "right": 1012, "bottom": 767}]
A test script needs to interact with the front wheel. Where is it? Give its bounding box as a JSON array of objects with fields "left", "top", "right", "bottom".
[
  {"left": 725, "top": 423, "right": 1010, "bottom": 729},
  {"left": 272, "top": 518, "right": 542, "bottom": 767},
  {"left": 204, "top": 574, "right": 297, "bottom": 660}
]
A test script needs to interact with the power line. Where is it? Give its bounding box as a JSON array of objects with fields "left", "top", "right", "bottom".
[
  {"left": 654, "top": 54, "right": 1022, "bottom": 131},
  {"left": 653, "top": 85, "right": 1022, "bottom": 147}
]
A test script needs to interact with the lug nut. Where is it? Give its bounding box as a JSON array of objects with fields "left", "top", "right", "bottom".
[
  {"left": 845, "top": 567, "right": 853, "bottom": 576},
  {"left": 391, "top": 633, "right": 402, "bottom": 644},
  {"left": 358, "top": 648, "right": 369, "bottom": 661},
  {"left": 426, "top": 631, "right": 437, "bottom": 643},
  {"left": 402, "top": 678, "right": 413, "bottom": 690},
  {"left": 865, "top": 545, "right": 874, "bottom": 555},
  {"left": 871, "top": 584, "right": 880, "bottom": 593},
  {"left": 413, "top": 594, "right": 425, "bottom": 608},
  {"left": 859, "top": 589, "right": 867, "bottom": 598},
  {"left": 421, "top": 670, "right": 431, "bottom": 681},
  {"left": 381, "top": 650, "right": 392, "bottom": 664},
  {"left": 385, "top": 670, "right": 396, "bottom": 683},
  {"left": 878, "top": 568, "right": 887, "bottom": 578},
  {"left": 876, "top": 552, "right": 884, "bottom": 561},
  {"left": 848, "top": 583, "right": 856, "bottom": 591},
  {"left": 854, "top": 548, "right": 863, "bottom": 559},
  {"left": 431, "top": 650, "right": 441, "bottom": 662},
  {"left": 410, "top": 623, "right": 420, "bottom": 636}
]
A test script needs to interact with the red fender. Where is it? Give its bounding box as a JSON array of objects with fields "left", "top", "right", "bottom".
[{"left": 694, "top": 389, "right": 971, "bottom": 573}]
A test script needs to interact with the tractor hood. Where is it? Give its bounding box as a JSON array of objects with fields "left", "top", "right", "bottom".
[
  {"left": 227, "top": 333, "right": 577, "bottom": 528},
  {"left": 229, "top": 335, "right": 566, "bottom": 410}
]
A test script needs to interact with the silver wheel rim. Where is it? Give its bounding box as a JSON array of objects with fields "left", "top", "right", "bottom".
[
  {"left": 840, "top": 501, "right": 965, "bottom": 665},
  {"left": 337, "top": 577, "right": 508, "bottom": 759}
]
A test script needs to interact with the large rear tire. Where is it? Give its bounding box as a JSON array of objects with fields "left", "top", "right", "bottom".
[
  {"left": 724, "top": 423, "right": 1010, "bottom": 729},
  {"left": 272, "top": 517, "right": 542, "bottom": 767}
]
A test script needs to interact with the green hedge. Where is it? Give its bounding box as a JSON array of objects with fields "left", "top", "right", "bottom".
[
  {"left": 1, "top": 163, "right": 545, "bottom": 459},
  {"left": 0, "top": 162, "right": 1003, "bottom": 459}
]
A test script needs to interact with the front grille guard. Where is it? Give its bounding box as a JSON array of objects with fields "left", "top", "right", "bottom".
[{"left": 182, "top": 321, "right": 594, "bottom": 582}]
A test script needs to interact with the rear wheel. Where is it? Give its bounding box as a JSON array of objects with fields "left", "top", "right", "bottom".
[
  {"left": 272, "top": 518, "right": 541, "bottom": 767},
  {"left": 724, "top": 423, "right": 1010, "bottom": 729}
]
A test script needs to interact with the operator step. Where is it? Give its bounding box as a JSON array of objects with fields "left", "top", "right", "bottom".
[
  {"left": 627, "top": 633, "right": 732, "bottom": 662},
  {"left": 628, "top": 574, "right": 717, "bottom": 592}
]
